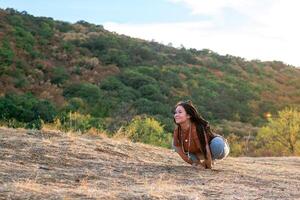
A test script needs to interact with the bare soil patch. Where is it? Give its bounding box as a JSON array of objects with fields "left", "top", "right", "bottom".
[{"left": 0, "top": 127, "right": 299, "bottom": 199}]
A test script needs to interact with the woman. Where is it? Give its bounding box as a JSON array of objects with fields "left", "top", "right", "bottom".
[{"left": 172, "top": 100, "right": 229, "bottom": 169}]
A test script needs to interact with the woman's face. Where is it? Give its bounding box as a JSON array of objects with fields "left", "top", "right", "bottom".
[{"left": 174, "top": 105, "right": 190, "bottom": 124}]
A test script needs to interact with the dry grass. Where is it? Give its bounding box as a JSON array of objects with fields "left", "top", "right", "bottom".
[{"left": 0, "top": 127, "right": 300, "bottom": 200}]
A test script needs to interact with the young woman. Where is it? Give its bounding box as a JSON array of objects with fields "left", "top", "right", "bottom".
[{"left": 172, "top": 100, "right": 229, "bottom": 169}]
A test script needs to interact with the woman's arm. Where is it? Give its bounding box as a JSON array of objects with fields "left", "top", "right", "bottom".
[
  {"left": 176, "top": 147, "right": 193, "bottom": 165},
  {"left": 193, "top": 127, "right": 210, "bottom": 168},
  {"left": 194, "top": 129, "right": 213, "bottom": 169},
  {"left": 203, "top": 132, "right": 213, "bottom": 169},
  {"left": 173, "top": 130, "right": 193, "bottom": 165},
  {"left": 194, "top": 147, "right": 212, "bottom": 169}
]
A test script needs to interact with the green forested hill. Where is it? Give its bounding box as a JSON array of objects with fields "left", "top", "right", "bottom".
[{"left": 1, "top": 9, "right": 300, "bottom": 154}]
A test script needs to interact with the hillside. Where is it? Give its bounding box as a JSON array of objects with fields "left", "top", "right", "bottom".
[
  {"left": 1, "top": 127, "right": 300, "bottom": 199},
  {"left": 1, "top": 8, "right": 300, "bottom": 157},
  {"left": 0, "top": 8, "right": 300, "bottom": 128}
]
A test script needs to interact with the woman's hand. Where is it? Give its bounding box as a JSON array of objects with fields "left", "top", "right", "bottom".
[
  {"left": 194, "top": 160, "right": 212, "bottom": 169},
  {"left": 204, "top": 159, "right": 212, "bottom": 169},
  {"left": 191, "top": 160, "right": 205, "bottom": 169},
  {"left": 187, "top": 158, "right": 193, "bottom": 165}
]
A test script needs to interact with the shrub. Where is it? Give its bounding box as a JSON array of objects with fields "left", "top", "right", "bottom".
[
  {"left": 134, "top": 98, "right": 170, "bottom": 116},
  {"left": 7, "top": 15, "right": 24, "bottom": 27},
  {"left": 0, "top": 93, "right": 57, "bottom": 129},
  {"left": 13, "top": 27, "right": 36, "bottom": 55},
  {"left": 50, "top": 66, "right": 70, "bottom": 85},
  {"left": 0, "top": 38, "right": 15, "bottom": 73},
  {"left": 103, "top": 49, "right": 129, "bottom": 67},
  {"left": 100, "top": 76, "right": 124, "bottom": 90},
  {"left": 63, "top": 82, "right": 101, "bottom": 103},
  {"left": 120, "top": 70, "right": 155, "bottom": 89},
  {"left": 119, "top": 116, "right": 172, "bottom": 148},
  {"left": 54, "top": 112, "right": 104, "bottom": 133},
  {"left": 255, "top": 107, "right": 300, "bottom": 156},
  {"left": 39, "top": 22, "right": 54, "bottom": 39},
  {"left": 63, "top": 97, "right": 87, "bottom": 113}
]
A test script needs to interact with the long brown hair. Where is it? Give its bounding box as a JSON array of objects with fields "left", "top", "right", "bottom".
[{"left": 174, "top": 100, "right": 215, "bottom": 159}]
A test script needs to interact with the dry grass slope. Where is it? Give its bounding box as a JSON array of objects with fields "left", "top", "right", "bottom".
[{"left": 0, "top": 127, "right": 300, "bottom": 200}]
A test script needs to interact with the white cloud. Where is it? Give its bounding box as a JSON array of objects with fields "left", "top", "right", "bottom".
[
  {"left": 104, "top": 1, "right": 300, "bottom": 67},
  {"left": 104, "top": 21, "right": 215, "bottom": 46},
  {"left": 167, "top": 0, "right": 260, "bottom": 16}
]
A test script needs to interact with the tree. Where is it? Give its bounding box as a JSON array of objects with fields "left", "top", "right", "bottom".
[{"left": 256, "top": 107, "right": 300, "bottom": 155}]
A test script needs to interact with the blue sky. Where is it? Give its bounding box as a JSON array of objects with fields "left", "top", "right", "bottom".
[
  {"left": 0, "top": 0, "right": 205, "bottom": 23},
  {"left": 1, "top": 0, "right": 300, "bottom": 67}
]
